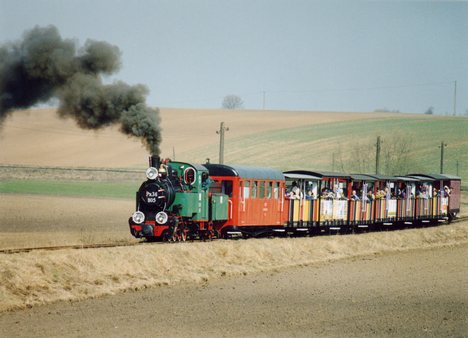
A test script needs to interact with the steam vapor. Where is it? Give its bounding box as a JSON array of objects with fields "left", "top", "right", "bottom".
[{"left": 0, "top": 25, "right": 161, "bottom": 154}]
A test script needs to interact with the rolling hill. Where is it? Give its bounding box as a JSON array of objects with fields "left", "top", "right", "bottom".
[{"left": 0, "top": 108, "right": 466, "bottom": 184}]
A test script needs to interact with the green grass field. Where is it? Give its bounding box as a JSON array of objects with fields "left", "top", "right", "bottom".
[
  {"left": 184, "top": 115, "right": 467, "bottom": 188},
  {"left": 0, "top": 180, "right": 138, "bottom": 199}
]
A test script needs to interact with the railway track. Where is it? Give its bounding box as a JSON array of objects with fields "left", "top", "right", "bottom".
[
  {"left": 1, "top": 216, "right": 466, "bottom": 255},
  {"left": 0, "top": 242, "right": 141, "bottom": 255}
]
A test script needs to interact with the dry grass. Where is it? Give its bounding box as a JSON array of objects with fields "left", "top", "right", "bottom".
[{"left": 1, "top": 221, "right": 467, "bottom": 312}]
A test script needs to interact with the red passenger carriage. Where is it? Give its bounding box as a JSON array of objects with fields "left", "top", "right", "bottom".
[{"left": 204, "top": 164, "right": 286, "bottom": 237}]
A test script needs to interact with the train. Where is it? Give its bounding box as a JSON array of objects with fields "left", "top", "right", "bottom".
[{"left": 129, "top": 156, "right": 461, "bottom": 241}]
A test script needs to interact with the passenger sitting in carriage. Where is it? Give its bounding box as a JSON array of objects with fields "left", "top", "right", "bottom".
[
  {"left": 375, "top": 189, "right": 385, "bottom": 199},
  {"left": 288, "top": 181, "right": 303, "bottom": 199},
  {"left": 443, "top": 186, "right": 451, "bottom": 197},
  {"left": 398, "top": 188, "right": 406, "bottom": 199},
  {"left": 351, "top": 190, "right": 360, "bottom": 200}
]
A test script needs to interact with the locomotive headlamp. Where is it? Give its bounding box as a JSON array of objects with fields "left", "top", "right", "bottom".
[
  {"left": 155, "top": 211, "right": 168, "bottom": 225},
  {"left": 146, "top": 167, "right": 159, "bottom": 180},
  {"left": 132, "top": 211, "right": 145, "bottom": 224}
]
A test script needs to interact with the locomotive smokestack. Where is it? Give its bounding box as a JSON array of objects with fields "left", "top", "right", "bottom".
[{"left": 149, "top": 155, "right": 160, "bottom": 169}]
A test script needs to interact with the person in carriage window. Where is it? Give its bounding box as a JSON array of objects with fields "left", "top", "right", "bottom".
[
  {"left": 443, "top": 186, "right": 451, "bottom": 197},
  {"left": 351, "top": 190, "right": 360, "bottom": 200},
  {"left": 290, "top": 181, "right": 303, "bottom": 199}
]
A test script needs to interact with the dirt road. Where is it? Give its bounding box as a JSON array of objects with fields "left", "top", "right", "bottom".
[{"left": 1, "top": 244, "right": 466, "bottom": 338}]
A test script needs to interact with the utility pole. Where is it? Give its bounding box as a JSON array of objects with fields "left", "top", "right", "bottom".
[
  {"left": 262, "top": 91, "right": 266, "bottom": 110},
  {"left": 453, "top": 80, "right": 457, "bottom": 116},
  {"left": 332, "top": 153, "right": 335, "bottom": 171},
  {"left": 172, "top": 146, "right": 176, "bottom": 160},
  {"left": 456, "top": 160, "right": 459, "bottom": 176},
  {"left": 375, "top": 136, "right": 382, "bottom": 175},
  {"left": 439, "top": 141, "right": 447, "bottom": 174},
  {"left": 216, "top": 122, "right": 229, "bottom": 164}
]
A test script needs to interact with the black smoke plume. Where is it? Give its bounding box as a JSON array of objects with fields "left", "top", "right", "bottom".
[{"left": 0, "top": 25, "right": 161, "bottom": 154}]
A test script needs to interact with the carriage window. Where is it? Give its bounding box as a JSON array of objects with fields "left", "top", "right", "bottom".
[
  {"left": 259, "top": 181, "right": 265, "bottom": 199},
  {"left": 243, "top": 181, "right": 250, "bottom": 199},
  {"left": 267, "top": 182, "right": 272, "bottom": 199},
  {"left": 274, "top": 182, "right": 279, "bottom": 199},
  {"left": 306, "top": 181, "right": 318, "bottom": 199},
  {"left": 252, "top": 181, "right": 257, "bottom": 199},
  {"left": 222, "top": 181, "right": 233, "bottom": 197}
]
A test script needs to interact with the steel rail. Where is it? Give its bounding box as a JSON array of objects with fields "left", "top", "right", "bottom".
[{"left": 0, "top": 242, "right": 141, "bottom": 255}]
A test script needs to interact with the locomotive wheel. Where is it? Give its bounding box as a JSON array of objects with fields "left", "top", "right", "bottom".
[
  {"left": 162, "top": 230, "right": 171, "bottom": 242},
  {"left": 200, "top": 230, "right": 214, "bottom": 241},
  {"left": 208, "top": 230, "right": 215, "bottom": 241}
]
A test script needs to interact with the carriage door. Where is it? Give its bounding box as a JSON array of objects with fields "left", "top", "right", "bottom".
[
  {"left": 274, "top": 181, "right": 283, "bottom": 224},
  {"left": 239, "top": 180, "right": 250, "bottom": 225}
]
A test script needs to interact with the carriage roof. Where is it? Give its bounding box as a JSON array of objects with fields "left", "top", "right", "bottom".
[
  {"left": 407, "top": 173, "right": 461, "bottom": 181},
  {"left": 204, "top": 164, "right": 284, "bottom": 180},
  {"left": 283, "top": 170, "right": 350, "bottom": 179}
]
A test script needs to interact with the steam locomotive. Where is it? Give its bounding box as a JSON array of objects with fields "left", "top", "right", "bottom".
[{"left": 129, "top": 156, "right": 461, "bottom": 241}]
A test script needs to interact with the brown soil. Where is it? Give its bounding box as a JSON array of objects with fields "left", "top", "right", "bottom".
[
  {"left": 0, "top": 244, "right": 466, "bottom": 338},
  {"left": 0, "top": 194, "right": 136, "bottom": 249}
]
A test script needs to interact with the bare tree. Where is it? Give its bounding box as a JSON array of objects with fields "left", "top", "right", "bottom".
[
  {"left": 382, "top": 135, "right": 413, "bottom": 175},
  {"left": 222, "top": 95, "right": 244, "bottom": 109},
  {"left": 333, "top": 141, "right": 373, "bottom": 174},
  {"left": 425, "top": 106, "right": 434, "bottom": 115},
  {"left": 335, "top": 135, "right": 414, "bottom": 176}
]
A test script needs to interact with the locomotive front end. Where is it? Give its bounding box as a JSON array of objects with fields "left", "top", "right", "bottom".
[
  {"left": 129, "top": 156, "right": 176, "bottom": 240},
  {"left": 129, "top": 156, "right": 212, "bottom": 241}
]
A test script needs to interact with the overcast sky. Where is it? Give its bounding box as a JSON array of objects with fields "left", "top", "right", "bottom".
[{"left": 1, "top": 0, "right": 467, "bottom": 114}]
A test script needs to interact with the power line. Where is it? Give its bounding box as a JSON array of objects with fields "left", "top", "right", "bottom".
[
  {"left": 263, "top": 81, "right": 455, "bottom": 95},
  {"left": 159, "top": 80, "right": 459, "bottom": 109}
]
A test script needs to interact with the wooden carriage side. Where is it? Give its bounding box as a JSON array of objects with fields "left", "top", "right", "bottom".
[{"left": 204, "top": 164, "right": 286, "bottom": 235}]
